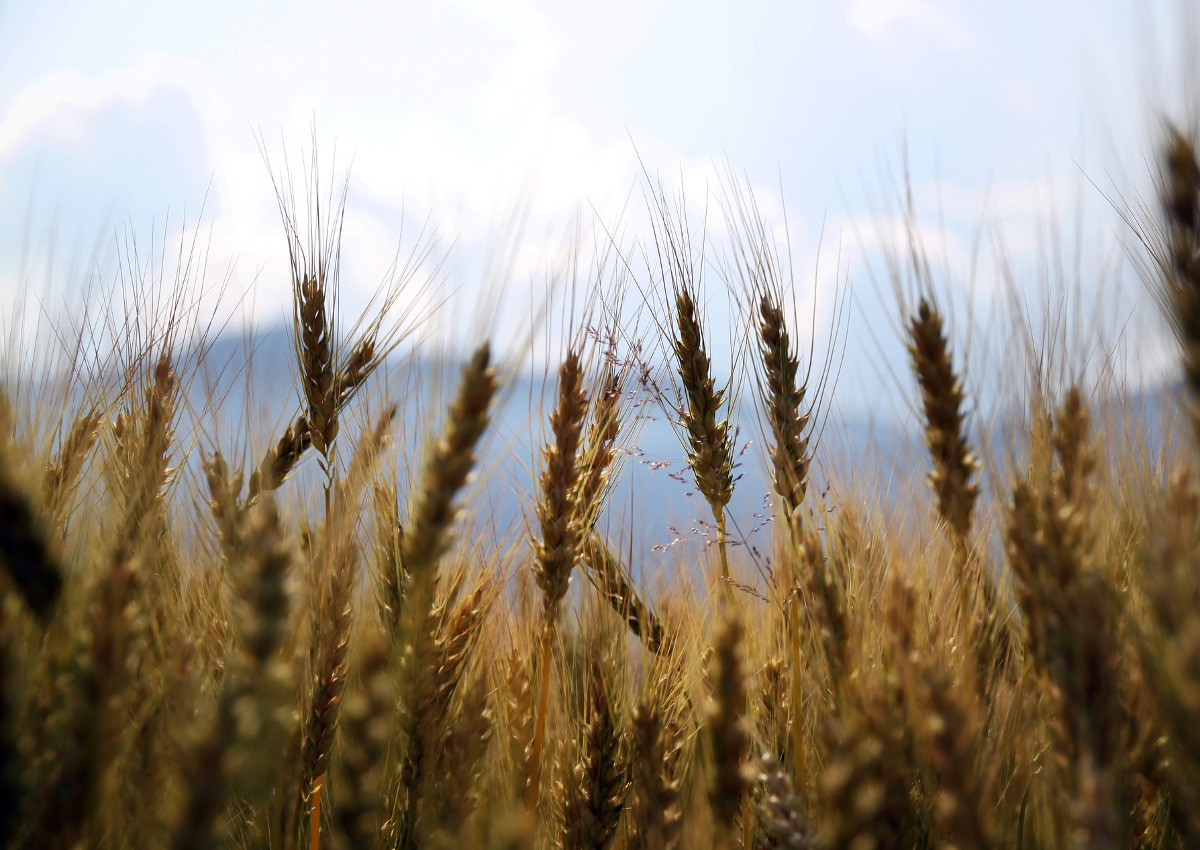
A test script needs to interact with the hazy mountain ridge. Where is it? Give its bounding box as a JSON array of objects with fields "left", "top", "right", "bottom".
[{"left": 177, "top": 324, "right": 1184, "bottom": 584}]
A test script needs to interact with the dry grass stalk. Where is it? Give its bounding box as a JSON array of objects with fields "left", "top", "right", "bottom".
[
  {"left": 22, "top": 542, "right": 141, "bottom": 849},
  {"left": 235, "top": 499, "right": 294, "bottom": 668},
  {"left": 371, "top": 479, "right": 405, "bottom": 632},
  {"left": 389, "top": 584, "right": 491, "bottom": 850},
  {"left": 906, "top": 298, "right": 978, "bottom": 549},
  {"left": 248, "top": 413, "right": 313, "bottom": 499},
  {"left": 795, "top": 527, "right": 848, "bottom": 691},
  {"left": 533, "top": 349, "right": 590, "bottom": 619},
  {"left": 1125, "top": 468, "right": 1200, "bottom": 842},
  {"left": 109, "top": 353, "right": 180, "bottom": 556},
  {"left": 425, "top": 674, "right": 493, "bottom": 845},
  {"left": 295, "top": 273, "right": 338, "bottom": 459},
  {"left": 572, "top": 368, "right": 623, "bottom": 534},
  {"left": 203, "top": 451, "right": 246, "bottom": 561},
  {"left": 14, "top": 114, "right": 1200, "bottom": 850},
  {"left": 246, "top": 334, "right": 388, "bottom": 504},
  {"left": 910, "top": 660, "right": 998, "bottom": 850},
  {"left": 369, "top": 345, "right": 497, "bottom": 845},
  {"left": 172, "top": 498, "right": 294, "bottom": 850},
  {"left": 506, "top": 649, "right": 538, "bottom": 806},
  {"left": 818, "top": 683, "right": 920, "bottom": 850},
  {"left": 300, "top": 406, "right": 395, "bottom": 848},
  {"left": 300, "top": 566, "right": 353, "bottom": 847},
  {"left": 755, "top": 656, "right": 788, "bottom": 765}
]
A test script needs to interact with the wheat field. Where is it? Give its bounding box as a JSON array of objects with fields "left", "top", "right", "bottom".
[{"left": 2, "top": 117, "right": 1200, "bottom": 850}]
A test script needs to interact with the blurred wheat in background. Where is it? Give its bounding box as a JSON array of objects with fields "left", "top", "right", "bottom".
[{"left": 8, "top": 60, "right": 1200, "bottom": 850}]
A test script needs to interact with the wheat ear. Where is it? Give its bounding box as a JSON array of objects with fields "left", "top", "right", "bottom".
[
  {"left": 1160, "top": 127, "right": 1200, "bottom": 449},
  {"left": 301, "top": 406, "right": 394, "bottom": 849},
  {"left": 582, "top": 536, "right": 665, "bottom": 654},
  {"left": 706, "top": 614, "right": 754, "bottom": 850},
  {"left": 173, "top": 498, "right": 293, "bottom": 850},
  {"left": 906, "top": 298, "right": 1008, "bottom": 671},
  {"left": 673, "top": 285, "right": 736, "bottom": 598},
  {"left": 294, "top": 273, "right": 337, "bottom": 459},
  {"left": 528, "top": 350, "right": 589, "bottom": 814},
  {"left": 757, "top": 290, "right": 813, "bottom": 799},
  {"left": 398, "top": 343, "right": 498, "bottom": 611},
  {"left": 559, "top": 661, "right": 628, "bottom": 850},
  {"left": 630, "top": 701, "right": 682, "bottom": 850},
  {"left": 42, "top": 406, "right": 102, "bottom": 529},
  {"left": 757, "top": 292, "right": 811, "bottom": 524}
]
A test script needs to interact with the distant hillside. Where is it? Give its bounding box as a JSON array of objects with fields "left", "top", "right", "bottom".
[{"left": 177, "top": 324, "right": 1186, "bottom": 585}]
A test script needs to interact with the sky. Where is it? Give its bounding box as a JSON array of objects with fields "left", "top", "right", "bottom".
[{"left": 0, "top": 0, "right": 1193, "bottom": 421}]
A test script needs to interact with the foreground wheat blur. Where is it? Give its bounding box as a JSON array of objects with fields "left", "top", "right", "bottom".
[{"left": 5, "top": 126, "right": 1200, "bottom": 850}]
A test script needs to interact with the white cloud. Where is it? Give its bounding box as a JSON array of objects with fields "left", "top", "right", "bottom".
[
  {"left": 848, "top": 0, "right": 973, "bottom": 52},
  {"left": 0, "top": 52, "right": 220, "bottom": 163}
]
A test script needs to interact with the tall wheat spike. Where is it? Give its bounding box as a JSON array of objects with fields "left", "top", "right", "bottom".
[
  {"left": 528, "top": 349, "right": 589, "bottom": 815},
  {"left": 399, "top": 343, "right": 498, "bottom": 610},
  {"left": 672, "top": 285, "right": 736, "bottom": 598},
  {"left": 756, "top": 289, "right": 813, "bottom": 799},
  {"left": 757, "top": 292, "right": 811, "bottom": 525},
  {"left": 1159, "top": 127, "right": 1200, "bottom": 449},
  {"left": 705, "top": 614, "right": 753, "bottom": 850},
  {"left": 905, "top": 297, "right": 1009, "bottom": 673}
]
